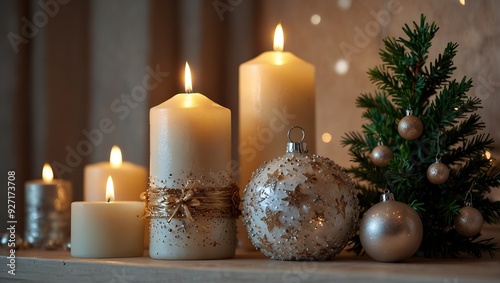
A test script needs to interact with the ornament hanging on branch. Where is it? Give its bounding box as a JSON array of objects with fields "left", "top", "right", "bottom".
[
  {"left": 359, "top": 189, "right": 423, "bottom": 262},
  {"left": 242, "top": 126, "right": 359, "bottom": 260},
  {"left": 370, "top": 139, "right": 393, "bottom": 167},
  {"left": 455, "top": 187, "right": 483, "bottom": 237},
  {"left": 398, "top": 108, "right": 423, "bottom": 140},
  {"left": 427, "top": 132, "right": 450, "bottom": 185}
]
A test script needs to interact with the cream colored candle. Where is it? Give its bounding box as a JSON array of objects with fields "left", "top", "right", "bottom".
[
  {"left": 84, "top": 145, "right": 147, "bottom": 201},
  {"left": 71, "top": 176, "right": 144, "bottom": 258},
  {"left": 148, "top": 62, "right": 236, "bottom": 260},
  {"left": 238, "top": 24, "right": 315, "bottom": 248}
]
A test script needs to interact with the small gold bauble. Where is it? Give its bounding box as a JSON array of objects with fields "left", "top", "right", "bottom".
[
  {"left": 426, "top": 162, "right": 450, "bottom": 184},
  {"left": 370, "top": 145, "right": 393, "bottom": 167},
  {"left": 455, "top": 206, "right": 483, "bottom": 237},
  {"left": 398, "top": 115, "right": 423, "bottom": 140}
]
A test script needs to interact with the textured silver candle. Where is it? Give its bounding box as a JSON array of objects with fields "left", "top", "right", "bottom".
[{"left": 24, "top": 180, "right": 72, "bottom": 249}]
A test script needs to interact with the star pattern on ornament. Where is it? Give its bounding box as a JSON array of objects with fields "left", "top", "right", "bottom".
[
  {"left": 308, "top": 160, "right": 323, "bottom": 172},
  {"left": 312, "top": 210, "right": 327, "bottom": 225},
  {"left": 283, "top": 185, "right": 309, "bottom": 208},
  {"left": 260, "top": 207, "right": 283, "bottom": 231},
  {"left": 335, "top": 195, "right": 347, "bottom": 218},
  {"left": 263, "top": 169, "right": 285, "bottom": 190},
  {"left": 303, "top": 172, "right": 318, "bottom": 184},
  {"left": 258, "top": 234, "right": 273, "bottom": 253},
  {"left": 280, "top": 227, "right": 299, "bottom": 242}
]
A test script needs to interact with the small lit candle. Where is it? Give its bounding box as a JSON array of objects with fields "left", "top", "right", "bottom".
[
  {"left": 84, "top": 145, "right": 147, "bottom": 201},
  {"left": 71, "top": 176, "right": 145, "bottom": 258},
  {"left": 24, "top": 163, "right": 72, "bottom": 249},
  {"left": 148, "top": 62, "right": 236, "bottom": 260}
]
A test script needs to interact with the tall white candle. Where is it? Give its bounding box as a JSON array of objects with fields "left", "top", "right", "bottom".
[
  {"left": 238, "top": 24, "right": 315, "bottom": 248},
  {"left": 71, "top": 176, "right": 144, "bottom": 258},
  {"left": 84, "top": 145, "right": 147, "bottom": 201},
  {"left": 148, "top": 62, "right": 236, "bottom": 260}
]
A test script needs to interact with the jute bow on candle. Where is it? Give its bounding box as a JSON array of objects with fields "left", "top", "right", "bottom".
[
  {"left": 142, "top": 179, "right": 240, "bottom": 223},
  {"left": 164, "top": 181, "right": 201, "bottom": 223}
]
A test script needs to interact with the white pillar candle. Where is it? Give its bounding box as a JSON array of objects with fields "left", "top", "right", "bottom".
[
  {"left": 84, "top": 145, "right": 147, "bottom": 201},
  {"left": 71, "top": 176, "right": 144, "bottom": 258},
  {"left": 238, "top": 24, "right": 315, "bottom": 248},
  {"left": 24, "top": 164, "right": 72, "bottom": 249},
  {"left": 148, "top": 62, "right": 236, "bottom": 260}
]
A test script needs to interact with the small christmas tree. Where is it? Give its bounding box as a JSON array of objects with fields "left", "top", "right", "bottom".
[{"left": 342, "top": 14, "right": 500, "bottom": 258}]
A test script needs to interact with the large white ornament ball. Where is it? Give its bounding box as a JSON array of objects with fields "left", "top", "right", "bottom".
[
  {"left": 359, "top": 199, "right": 423, "bottom": 262},
  {"left": 242, "top": 154, "right": 359, "bottom": 260}
]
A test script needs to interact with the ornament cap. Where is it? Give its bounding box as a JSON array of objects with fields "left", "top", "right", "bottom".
[
  {"left": 380, "top": 189, "right": 395, "bottom": 202},
  {"left": 286, "top": 126, "right": 308, "bottom": 154}
]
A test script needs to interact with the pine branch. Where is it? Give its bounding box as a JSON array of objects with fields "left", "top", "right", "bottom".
[{"left": 342, "top": 14, "right": 500, "bottom": 258}]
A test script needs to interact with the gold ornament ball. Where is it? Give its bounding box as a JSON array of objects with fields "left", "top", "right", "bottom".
[
  {"left": 455, "top": 206, "right": 483, "bottom": 237},
  {"left": 242, "top": 154, "right": 359, "bottom": 260},
  {"left": 426, "top": 162, "right": 450, "bottom": 185},
  {"left": 370, "top": 145, "right": 393, "bottom": 167},
  {"left": 398, "top": 115, "right": 423, "bottom": 140},
  {"left": 359, "top": 200, "right": 423, "bottom": 262}
]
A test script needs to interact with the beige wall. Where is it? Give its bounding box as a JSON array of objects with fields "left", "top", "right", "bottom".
[{"left": 257, "top": 0, "right": 500, "bottom": 167}]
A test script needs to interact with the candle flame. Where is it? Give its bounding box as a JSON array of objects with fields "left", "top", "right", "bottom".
[
  {"left": 273, "top": 23, "right": 284, "bottom": 52},
  {"left": 185, "top": 62, "right": 192, "bottom": 93},
  {"left": 106, "top": 176, "right": 115, "bottom": 202},
  {"left": 110, "top": 145, "right": 122, "bottom": 168},
  {"left": 459, "top": 0, "right": 465, "bottom": 5},
  {"left": 42, "top": 163, "right": 54, "bottom": 182}
]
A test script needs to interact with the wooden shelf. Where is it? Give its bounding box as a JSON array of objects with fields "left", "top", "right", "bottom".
[{"left": 2, "top": 248, "right": 500, "bottom": 283}]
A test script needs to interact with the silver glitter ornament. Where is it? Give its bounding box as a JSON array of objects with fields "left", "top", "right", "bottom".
[
  {"left": 242, "top": 126, "right": 359, "bottom": 261},
  {"left": 398, "top": 109, "right": 423, "bottom": 140},
  {"left": 359, "top": 190, "right": 423, "bottom": 262}
]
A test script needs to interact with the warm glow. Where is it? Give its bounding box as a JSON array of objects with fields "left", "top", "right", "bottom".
[
  {"left": 459, "top": 0, "right": 465, "bottom": 5},
  {"left": 110, "top": 145, "right": 122, "bottom": 168},
  {"left": 42, "top": 163, "right": 54, "bottom": 182},
  {"left": 485, "top": 150, "right": 491, "bottom": 160},
  {"left": 322, "top": 132, "right": 332, "bottom": 143},
  {"left": 273, "top": 24, "right": 284, "bottom": 52},
  {"left": 185, "top": 62, "right": 192, "bottom": 93},
  {"left": 106, "top": 176, "right": 115, "bottom": 202},
  {"left": 334, "top": 59, "right": 349, "bottom": 75}
]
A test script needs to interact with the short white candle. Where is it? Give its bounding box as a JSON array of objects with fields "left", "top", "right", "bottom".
[
  {"left": 84, "top": 145, "right": 147, "bottom": 201},
  {"left": 71, "top": 176, "right": 144, "bottom": 258},
  {"left": 148, "top": 62, "right": 236, "bottom": 260}
]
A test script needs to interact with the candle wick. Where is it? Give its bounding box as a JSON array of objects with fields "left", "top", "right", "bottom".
[{"left": 107, "top": 198, "right": 111, "bottom": 203}]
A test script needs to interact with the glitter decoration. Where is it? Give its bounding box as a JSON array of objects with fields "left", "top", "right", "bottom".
[
  {"left": 146, "top": 170, "right": 239, "bottom": 260},
  {"left": 242, "top": 126, "right": 359, "bottom": 260}
]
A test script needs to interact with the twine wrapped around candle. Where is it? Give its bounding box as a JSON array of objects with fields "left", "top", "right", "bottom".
[{"left": 142, "top": 181, "right": 240, "bottom": 222}]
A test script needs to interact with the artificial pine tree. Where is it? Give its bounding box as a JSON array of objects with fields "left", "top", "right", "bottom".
[{"left": 342, "top": 14, "right": 500, "bottom": 258}]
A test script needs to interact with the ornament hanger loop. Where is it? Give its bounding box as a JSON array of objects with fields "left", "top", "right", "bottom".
[
  {"left": 288, "top": 126, "right": 306, "bottom": 143},
  {"left": 435, "top": 131, "right": 442, "bottom": 162},
  {"left": 406, "top": 107, "right": 413, "bottom": 116},
  {"left": 464, "top": 182, "right": 475, "bottom": 207}
]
